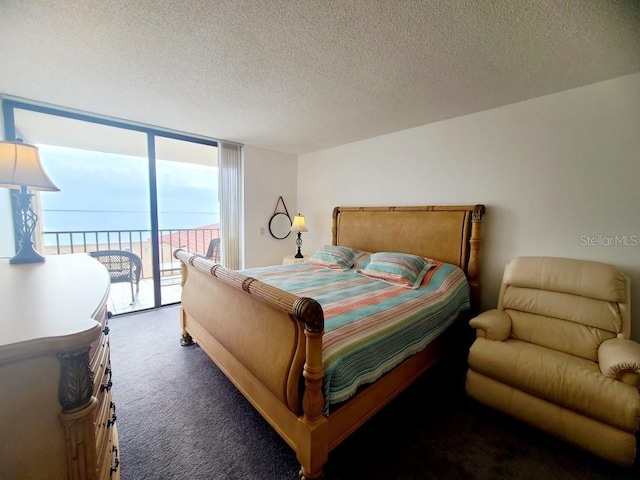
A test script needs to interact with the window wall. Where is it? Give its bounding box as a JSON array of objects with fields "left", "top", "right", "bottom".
[{"left": 2, "top": 98, "right": 219, "bottom": 314}]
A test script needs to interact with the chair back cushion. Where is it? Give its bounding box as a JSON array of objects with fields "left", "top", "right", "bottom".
[{"left": 499, "top": 257, "right": 628, "bottom": 361}]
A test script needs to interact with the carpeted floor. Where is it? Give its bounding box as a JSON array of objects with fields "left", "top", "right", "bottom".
[{"left": 108, "top": 306, "right": 639, "bottom": 480}]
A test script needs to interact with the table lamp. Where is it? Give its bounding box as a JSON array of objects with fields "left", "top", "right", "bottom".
[
  {"left": 0, "top": 140, "right": 59, "bottom": 264},
  {"left": 290, "top": 213, "right": 308, "bottom": 258}
]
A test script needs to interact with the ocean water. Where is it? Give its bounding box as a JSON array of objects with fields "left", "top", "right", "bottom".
[{"left": 38, "top": 145, "right": 219, "bottom": 245}]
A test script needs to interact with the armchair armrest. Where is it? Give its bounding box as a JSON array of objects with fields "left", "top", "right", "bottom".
[
  {"left": 469, "top": 309, "right": 511, "bottom": 341},
  {"left": 598, "top": 338, "right": 640, "bottom": 387}
]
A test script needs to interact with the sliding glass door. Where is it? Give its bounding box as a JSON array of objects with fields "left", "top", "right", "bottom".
[
  {"left": 3, "top": 99, "right": 219, "bottom": 314},
  {"left": 154, "top": 136, "right": 218, "bottom": 305}
]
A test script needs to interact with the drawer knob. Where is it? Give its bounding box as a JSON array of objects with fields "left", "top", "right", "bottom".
[
  {"left": 103, "top": 326, "right": 110, "bottom": 335},
  {"left": 107, "top": 412, "right": 117, "bottom": 427},
  {"left": 110, "top": 458, "right": 120, "bottom": 476},
  {"left": 100, "top": 380, "right": 112, "bottom": 393}
]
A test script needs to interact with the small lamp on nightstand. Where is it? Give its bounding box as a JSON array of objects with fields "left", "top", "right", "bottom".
[
  {"left": 0, "top": 140, "right": 59, "bottom": 264},
  {"left": 290, "top": 213, "right": 308, "bottom": 258}
]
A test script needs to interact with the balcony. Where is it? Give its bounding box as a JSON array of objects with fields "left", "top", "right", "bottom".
[{"left": 41, "top": 227, "right": 220, "bottom": 314}]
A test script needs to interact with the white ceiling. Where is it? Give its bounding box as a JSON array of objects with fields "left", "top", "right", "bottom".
[{"left": 1, "top": 1, "right": 639, "bottom": 155}]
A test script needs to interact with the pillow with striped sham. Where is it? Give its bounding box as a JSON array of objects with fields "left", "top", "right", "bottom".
[
  {"left": 352, "top": 251, "right": 371, "bottom": 270},
  {"left": 308, "top": 245, "right": 361, "bottom": 270},
  {"left": 358, "top": 252, "right": 432, "bottom": 289}
]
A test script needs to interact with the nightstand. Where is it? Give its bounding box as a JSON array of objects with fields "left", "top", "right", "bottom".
[{"left": 282, "top": 255, "right": 308, "bottom": 265}]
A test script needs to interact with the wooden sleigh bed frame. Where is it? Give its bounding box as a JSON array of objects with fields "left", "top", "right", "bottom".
[{"left": 175, "top": 204, "right": 485, "bottom": 478}]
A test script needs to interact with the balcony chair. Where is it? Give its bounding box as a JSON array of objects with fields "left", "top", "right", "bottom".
[
  {"left": 89, "top": 250, "right": 143, "bottom": 305},
  {"left": 466, "top": 256, "right": 640, "bottom": 466},
  {"left": 204, "top": 238, "right": 220, "bottom": 263}
]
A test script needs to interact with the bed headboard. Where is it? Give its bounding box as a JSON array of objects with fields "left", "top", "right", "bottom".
[{"left": 332, "top": 205, "right": 485, "bottom": 308}]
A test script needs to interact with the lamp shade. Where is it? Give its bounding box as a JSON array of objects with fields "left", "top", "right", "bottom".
[
  {"left": 291, "top": 214, "right": 308, "bottom": 233},
  {"left": 0, "top": 141, "right": 59, "bottom": 191}
]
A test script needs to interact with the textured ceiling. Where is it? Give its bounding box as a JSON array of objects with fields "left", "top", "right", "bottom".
[{"left": 1, "top": 0, "right": 639, "bottom": 155}]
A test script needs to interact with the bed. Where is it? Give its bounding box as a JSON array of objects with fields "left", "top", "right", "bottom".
[{"left": 175, "top": 204, "right": 485, "bottom": 478}]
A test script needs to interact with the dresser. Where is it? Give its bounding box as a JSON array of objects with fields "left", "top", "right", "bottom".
[{"left": 0, "top": 254, "right": 120, "bottom": 480}]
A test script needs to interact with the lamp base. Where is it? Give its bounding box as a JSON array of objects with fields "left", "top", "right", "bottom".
[
  {"left": 9, "top": 188, "right": 46, "bottom": 265},
  {"left": 294, "top": 231, "right": 303, "bottom": 258},
  {"left": 10, "top": 244, "right": 46, "bottom": 264}
]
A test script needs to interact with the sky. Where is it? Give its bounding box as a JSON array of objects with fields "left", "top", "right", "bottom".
[{"left": 38, "top": 145, "right": 219, "bottom": 235}]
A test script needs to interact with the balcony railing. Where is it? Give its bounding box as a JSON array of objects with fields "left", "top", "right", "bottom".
[{"left": 42, "top": 228, "right": 220, "bottom": 279}]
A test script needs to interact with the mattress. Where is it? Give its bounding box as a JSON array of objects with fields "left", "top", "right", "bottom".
[{"left": 242, "top": 259, "right": 470, "bottom": 413}]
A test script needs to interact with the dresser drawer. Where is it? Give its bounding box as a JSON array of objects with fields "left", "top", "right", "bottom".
[
  {"left": 98, "top": 423, "right": 120, "bottom": 480},
  {"left": 89, "top": 305, "right": 110, "bottom": 354},
  {"left": 95, "top": 378, "right": 116, "bottom": 447},
  {"left": 90, "top": 309, "right": 111, "bottom": 388},
  {"left": 91, "top": 335, "right": 110, "bottom": 395},
  {"left": 93, "top": 304, "right": 118, "bottom": 480}
]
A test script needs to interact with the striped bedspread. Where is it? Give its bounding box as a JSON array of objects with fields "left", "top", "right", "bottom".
[{"left": 242, "top": 260, "right": 470, "bottom": 414}]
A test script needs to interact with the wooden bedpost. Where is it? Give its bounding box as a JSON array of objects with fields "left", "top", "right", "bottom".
[
  {"left": 331, "top": 206, "right": 340, "bottom": 246},
  {"left": 175, "top": 250, "right": 195, "bottom": 346},
  {"left": 467, "top": 205, "right": 485, "bottom": 312},
  {"left": 293, "top": 298, "right": 328, "bottom": 480}
]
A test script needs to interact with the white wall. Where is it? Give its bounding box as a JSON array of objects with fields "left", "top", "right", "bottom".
[
  {"left": 243, "top": 145, "right": 299, "bottom": 268},
  {"left": 0, "top": 111, "right": 15, "bottom": 258},
  {"left": 297, "top": 73, "right": 640, "bottom": 340},
  {"left": 0, "top": 190, "right": 11, "bottom": 257}
]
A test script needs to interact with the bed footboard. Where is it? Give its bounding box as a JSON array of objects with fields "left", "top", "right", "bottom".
[
  {"left": 174, "top": 250, "right": 327, "bottom": 477},
  {"left": 175, "top": 249, "right": 325, "bottom": 415}
]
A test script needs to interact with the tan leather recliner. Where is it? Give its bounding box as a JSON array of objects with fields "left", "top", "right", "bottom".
[{"left": 466, "top": 256, "right": 640, "bottom": 466}]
